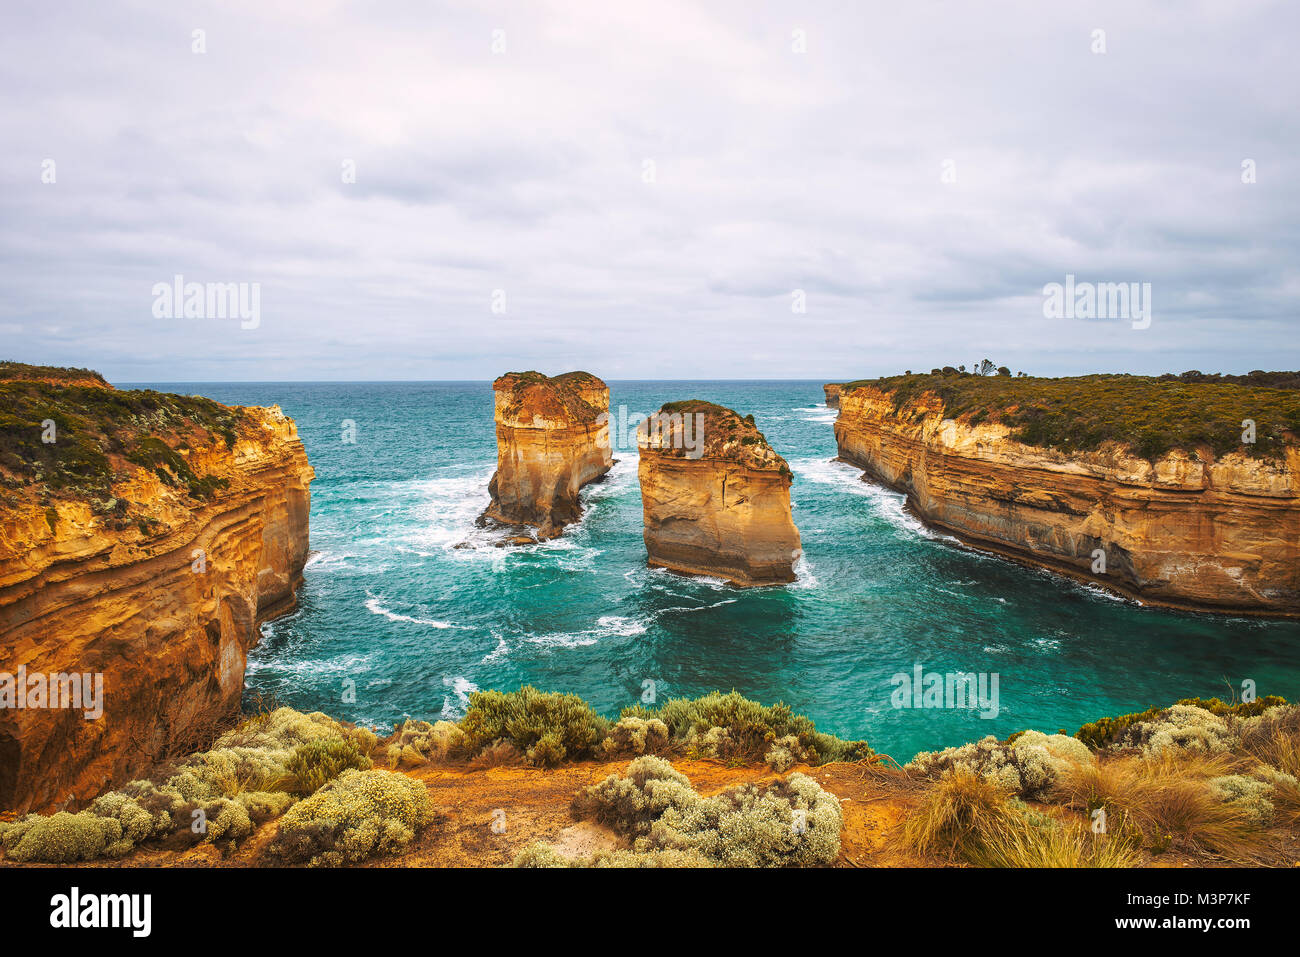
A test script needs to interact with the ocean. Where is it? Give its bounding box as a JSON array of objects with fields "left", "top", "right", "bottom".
[{"left": 135, "top": 380, "right": 1300, "bottom": 760}]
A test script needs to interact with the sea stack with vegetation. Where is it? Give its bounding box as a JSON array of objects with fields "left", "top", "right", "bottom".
[
  {"left": 823, "top": 383, "right": 841, "bottom": 408},
  {"left": 832, "top": 369, "right": 1300, "bottom": 615},
  {"left": 479, "top": 371, "right": 613, "bottom": 542},
  {"left": 0, "top": 362, "right": 313, "bottom": 813},
  {"left": 638, "top": 401, "right": 801, "bottom": 586}
]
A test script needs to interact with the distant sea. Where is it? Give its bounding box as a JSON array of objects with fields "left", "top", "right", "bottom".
[{"left": 132, "top": 380, "right": 1300, "bottom": 760}]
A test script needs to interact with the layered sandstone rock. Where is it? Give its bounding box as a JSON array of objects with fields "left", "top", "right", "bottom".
[
  {"left": 0, "top": 371, "right": 312, "bottom": 812},
  {"left": 824, "top": 384, "right": 841, "bottom": 408},
  {"left": 480, "top": 371, "right": 613, "bottom": 541},
  {"left": 638, "top": 401, "right": 801, "bottom": 586},
  {"left": 834, "top": 384, "right": 1300, "bottom": 615}
]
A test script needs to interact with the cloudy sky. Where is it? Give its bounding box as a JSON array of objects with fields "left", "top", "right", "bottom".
[{"left": 1, "top": 0, "right": 1297, "bottom": 381}]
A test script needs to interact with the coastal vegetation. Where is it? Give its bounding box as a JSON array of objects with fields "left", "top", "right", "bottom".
[
  {"left": 515, "top": 755, "right": 843, "bottom": 867},
  {"left": 397, "top": 686, "right": 872, "bottom": 769},
  {"left": 1, "top": 689, "right": 1296, "bottom": 868},
  {"left": 0, "top": 360, "right": 245, "bottom": 502},
  {"left": 841, "top": 370, "right": 1300, "bottom": 460}
]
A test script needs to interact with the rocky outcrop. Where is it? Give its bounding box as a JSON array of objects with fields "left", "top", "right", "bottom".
[
  {"left": 480, "top": 371, "right": 613, "bottom": 541},
  {"left": 824, "top": 384, "right": 841, "bottom": 408},
  {"left": 834, "top": 384, "right": 1300, "bottom": 616},
  {"left": 0, "top": 371, "right": 313, "bottom": 812},
  {"left": 638, "top": 401, "right": 801, "bottom": 586}
]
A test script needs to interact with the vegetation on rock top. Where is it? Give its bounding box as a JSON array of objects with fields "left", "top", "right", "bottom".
[
  {"left": 649, "top": 400, "right": 792, "bottom": 476},
  {"left": 493, "top": 370, "right": 607, "bottom": 422},
  {"left": 842, "top": 370, "right": 1300, "bottom": 460},
  {"left": 0, "top": 360, "right": 247, "bottom": 507}
]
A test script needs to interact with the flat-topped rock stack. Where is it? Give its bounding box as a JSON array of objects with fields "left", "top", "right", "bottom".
[
  {"left": 637, "top": 400, "right": 801, "bottom": 586},
  {"left": 480, "top": 371, "right": 613, "bottom": 541}
]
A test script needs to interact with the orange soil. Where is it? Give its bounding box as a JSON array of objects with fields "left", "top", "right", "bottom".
[{"left": 7, "top": 758, "right": 923, "bottom": 868}]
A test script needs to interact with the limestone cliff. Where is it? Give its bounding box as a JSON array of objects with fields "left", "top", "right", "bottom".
[
  {"left": 834, "top": 382, "right": 1300, "bottom": 616},
  {"left": 824, "top": 384, "right": 841, "bottom": 408},
  {"left": 480, "top": 371, "right": 613, "bottom": 541},
  {"left": 638, "top": 401, "right": 801, "bottom": 586},
  {"left": 0, "top": 366, "right": 313, "bottom": 812}
]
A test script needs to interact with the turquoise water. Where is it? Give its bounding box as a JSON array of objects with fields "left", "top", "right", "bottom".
[{"left": 139, "top": 381, "right": 1300, "bottom": 760}]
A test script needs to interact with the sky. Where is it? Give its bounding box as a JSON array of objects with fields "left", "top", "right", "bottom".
[{"left": 1, "top": 0, "right": 1297, "bottom": 382}]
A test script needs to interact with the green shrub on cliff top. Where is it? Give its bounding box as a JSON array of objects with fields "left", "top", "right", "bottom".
[
  {"left": 268, "top": 768, "right": 432, "bottom": 867},
  {"left": 0, "top": 708, "right": 378, "bottom": 863},
  {"left": 449, "top": 688, "right": 871, "bottom": 769},
  {"left": 906, "top": 730, "right": 1094, "bottom": 799},
  {"left": 621, "top": 690, "right": 872, "bottom": 766},
  {"left": 544, "top": 755, "right": 842, "bottom": 867},
  {"left": 0, "top": 363, "right": 248, "bottom": 497},
  {"left": 841, "top": 372, "right": 1300, "bottom": 460},
  {"left": 459, "top": 686, "right": 611, "bottom": 767},
  {"left": 285, "top": 736, "right": 373, "bottom": 795},
  {"left": 1074, "top": 696, "right": 1288, "bottom": 751},
  {"left": 0, "top": 811, "right": 131, "bottom": 863}
]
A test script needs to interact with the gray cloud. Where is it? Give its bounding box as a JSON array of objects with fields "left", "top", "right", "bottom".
[{"left": 0, "top": 0, "right": 1297, "bottom": 381}]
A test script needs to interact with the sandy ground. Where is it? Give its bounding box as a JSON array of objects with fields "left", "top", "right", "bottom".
[
  {"left": 6, "top": 755, "right": 1296, "bottom": 868},
  {"left": 9, "top": 758, "right": 923, "bottom": 868}
]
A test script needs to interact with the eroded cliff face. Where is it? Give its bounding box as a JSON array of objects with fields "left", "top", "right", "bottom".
[
  {"left": 834, "top": 385, "right": 1300, "bottom": 615},
  {"left": 480, "top": 371, "right": 612, "bottom": 541},
  {"left": 0, "top": 386, "right": 312, "bottom": 813},
  {"left": 824, "top": 384, "right": 841, "bottom": 408},
  {"left": 639, "top": 402, "right": 801, "bottom": 586}
]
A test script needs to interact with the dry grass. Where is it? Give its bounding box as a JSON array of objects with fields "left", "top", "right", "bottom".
[
  {"left": 900, "top": 769, "right": 1141, "bottom": 867},
  {"left": 1237, "top": 711, "right": 1300, "bottom": 826},
  {"left": 1057, "top": 752, "right": 1266, "bottom": 859},
  {"left": 900, "top": 770, "right": 1026, "bottom": 862},
  {"left": 972, "top": 820, "right": 1142, "bottom": 868}
]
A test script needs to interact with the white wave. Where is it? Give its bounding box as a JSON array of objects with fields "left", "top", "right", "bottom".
[
  {"left": 1074, "top": 581, "right": 1137, "bottom": 605},
  {"left": 303, "top": 550, "right": 360, "bottom": 572},
  {"left": 793, "top": 457, "right": 956, "bottom": 542},
  {"left": 364, "top": 595, "right": 452, "bottom": 629},
  {"left": 795, "top": 405, "right": 839, "bottom": 424},
  {"left": 657, "top": 598, "right": 739, "bottom": 616},
  {"left": 403, "top": 467, "right": 496, "bottom": 551},
  {"left": 788, "top": 552, "right": 819, "bottom": 589},
  {"left": 526, "top": 613, "right": 652, "bottom": 649},
  {"left": 246, "top": 652, "right": 375, "bottom": 678},
  {"left": 440, "top": 676, "right": 478, "bottom": 719},
  {"left": 596, "top": 615, "right": 648, "bottom": 636},
  {"left": 526, "top": 631, "right": 601, "bottom": 649},
  {"left": 583, "top": 457, "right": 638, "bottom": 500},
  {"left": 481, "top": 634, "right": 510, "bottom": 664}
]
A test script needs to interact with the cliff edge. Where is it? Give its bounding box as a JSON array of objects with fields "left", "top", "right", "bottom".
[
  {"left": 833, "top": 372, "right": 1300, "bottom": 615},
  {"left": 638, "top": 401, "right": 801, "bottom": 586},
  {"left": 0, "top": 363, "right": 313, "bottom": 812},
  {"left": 480, "top": 371, "right": 612, "bottom": 541}
]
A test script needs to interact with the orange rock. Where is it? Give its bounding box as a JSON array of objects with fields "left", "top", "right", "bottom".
[
  {"left": 638, "top": 401, "right": 801, "bottom": 586},
  {"left": 480, "top": 372, "right": 612, "bottom": 540},
  {"left": 0, "top": 390, "right": 312, "bottom": 813},
  {"left": 833, "top": 384, "right": 1300, "bottom": 615}
]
